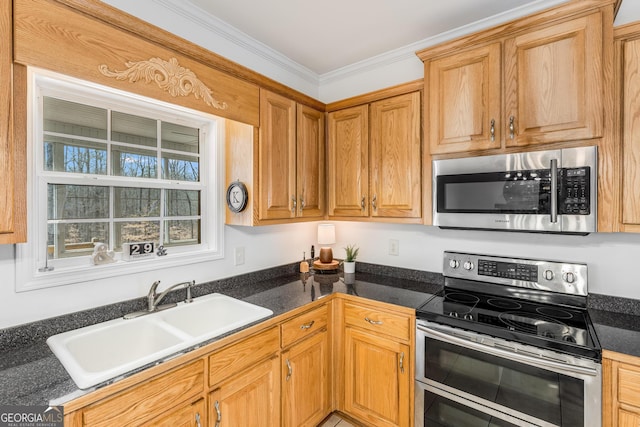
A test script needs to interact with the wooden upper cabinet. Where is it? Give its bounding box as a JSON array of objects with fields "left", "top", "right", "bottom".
[
  {"left": 297, "top": 105, "right": 325, "bottom": 219},
  {"left": 328, "top": 105, "right": 369, "bottom": 217},
  {"left": 259, "top": 89, "right": 297, "bottom": 220},
  {"left": 504, "top": 12, "right": 603, "bottom": 147},
  {"left": 328, "top": 91, "right": 422, "bottom": 221},
  {"left": 428, "top": 43, "right": 502, "bottom": 154},
  {"left": 619, "top": 30, "right": 640, "bottom": 232},
  {"left": 370, "top": 92, "right": 421, "bottom": 218},
  {"left": 0, "top": 2, "right": 26, "bottom": 244}
]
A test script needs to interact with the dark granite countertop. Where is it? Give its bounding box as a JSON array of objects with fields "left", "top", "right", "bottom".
[
  {"left": 2, "top": 260, "right": 640, "bottom": 409},
  {"left": 0, "top": 266, "right": 441, "bottom": 407}
]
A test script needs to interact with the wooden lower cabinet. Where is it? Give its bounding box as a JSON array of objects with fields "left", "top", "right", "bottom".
[
  {"left": 282, "top": 329, "right": 330, "bottom": 427},
  {"left": 604, "top": 350, "right": 640, "bottom": 427},
  {"left": 210, "top": 356, "right": 280, "bottom": 427},
  {"left": 142, "top": 398, "right": 205, "bottom": 427}
]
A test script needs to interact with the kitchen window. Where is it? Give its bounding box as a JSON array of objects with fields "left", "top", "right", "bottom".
[{"left": 16, "top": 70, "right": 224, "bottom": 291}]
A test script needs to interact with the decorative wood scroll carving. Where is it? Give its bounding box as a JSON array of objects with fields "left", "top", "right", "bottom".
[{"left": 99, "top": 57, "right": 228, "bottom": 110}]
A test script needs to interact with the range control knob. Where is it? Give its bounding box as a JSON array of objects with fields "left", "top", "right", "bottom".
[
  {"left": 463, "top": 261, "right": 475, "bottom": 271},
  {"left": 449, "top": 259, "right": 460, "bottom": 269},
  {"left": 543, "top": 270, "right": 554, "bottom": 281},
  {"left": 562, "top": 271, "right": 576, "bottom": 284}
]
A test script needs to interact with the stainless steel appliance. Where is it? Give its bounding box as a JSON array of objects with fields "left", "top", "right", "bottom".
[
  {"left": 415, "top": 251, "right": 602, "bottom": 427},
  {"left": 433, "top": 146, "right": 597, "bottom": 234}
]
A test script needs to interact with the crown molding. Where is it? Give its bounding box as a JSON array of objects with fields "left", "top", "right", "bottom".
[
  {"left": 153, "top": 0, "right": 568, "bottom": 90},
  {"left": 152, "top": 0, "right": 320, "bottom": 86}
]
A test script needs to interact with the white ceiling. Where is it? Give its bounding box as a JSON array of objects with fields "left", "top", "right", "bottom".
[{"left": 186, "top": 0, "right": 570, "bottom": 75}]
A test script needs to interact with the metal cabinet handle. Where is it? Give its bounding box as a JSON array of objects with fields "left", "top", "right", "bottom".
[
  {"left": 214, "top": 401, "right": 222, "bottom": 427},
  {"left": 361, "top": 197, "right": 366, "bottom": 210},
  {"left": 399, "top": 352, "right": 405, "bottom": 374},
  {"left": 364, "top": 317, "right": 383, "bottom": 325},
  {"left": 550, "top": 158, "right": 558, "bottom": 224},
  {"left": 286, "top": 359, "right": 292, "bottom": 381},
  {"left": 509, "top": 116, "right": 515, "bottom": 140},
  {"left": 195, "top": 412, "right": 202, "bottom": 427},
  {"left": 291, "top": 196, "right": 297, "bottom": 213},
  {"left": 372, "top": 195, "right": 377, "bottom": 210},
  {"left": 299, "top": 196, "right": 305, "bottom": 212},
  {"left": 490, "top": 119, "right": 495, "bottom": 142},
  {"left": 300, "top": 320, "right": 315, "bottom": 330}
]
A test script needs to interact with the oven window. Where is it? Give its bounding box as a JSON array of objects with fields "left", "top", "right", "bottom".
[
  {"left": 423, "top": 390, "right": 518, "bottom": 427},
  {"left": 425, "top": 337, "right": 584, "bottom": 426}
]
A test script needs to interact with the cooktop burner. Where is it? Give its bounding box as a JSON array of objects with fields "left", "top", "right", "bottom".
[{"left": 416, "top": 251, "right": 601, "bottom": 360}]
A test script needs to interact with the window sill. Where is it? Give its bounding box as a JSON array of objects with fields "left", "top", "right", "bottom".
[{"left": 16, "top": 249, "right": 223, "bottom": 292}]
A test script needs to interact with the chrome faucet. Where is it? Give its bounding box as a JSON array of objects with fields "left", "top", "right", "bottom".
[
  {"left": 148, "top": 280, "right": 195, "bottom": 312},
  {"left": 124, "top": 279, "right": 195, "bottom": 319}
]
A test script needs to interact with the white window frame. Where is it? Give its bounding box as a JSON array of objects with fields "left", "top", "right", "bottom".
[{"left": 15, "top": 68, "right": 224, "bottom": 292}]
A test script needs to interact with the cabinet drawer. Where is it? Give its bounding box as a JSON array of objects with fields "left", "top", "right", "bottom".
[
  {"left": 281, "top": 304, "right": 328, "bottom": 348},
  {"left": 619, "top": 365, "right": 640, "bottom": 407},
  {"left": 344, "top": 301, "right": 410, "bottom": 341},
  {"left": 82, "top": 360, "right": 204, "bottom": 427},
  {"left": 209, "top": 326, "right": 279, "bottom": 386}
]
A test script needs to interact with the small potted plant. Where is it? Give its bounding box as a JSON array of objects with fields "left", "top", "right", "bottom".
[{"left": 343, "top": 244, "right": 359, "bottom": 274}]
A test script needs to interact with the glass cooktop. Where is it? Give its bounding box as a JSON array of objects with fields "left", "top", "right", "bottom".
[{"left": 416, "top": 288, "right": 601, "bottom": 360}]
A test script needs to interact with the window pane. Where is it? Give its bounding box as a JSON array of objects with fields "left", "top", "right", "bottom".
[
  {"left": 48, "top": 184, "right": 109, "bottom": 220},
  {"left": 48, "top": 223, "right": 109, "bottom": 259},
  {"left": 165, "top": 190, "right": 200, "bottom": 216},
  {"left": 114, "top": 187, "right": 161, "bottom": 218},
  {"left": 162, "top": 154, "right": 199, "bottom": 181},
  {"left": 111, "top": 111, "right": 157, "bottom": 147},
  {"left": 44, "top": 97, "right": 107, "bottom": 139},
  {"left": 162, "top": 122, "right": 199, "bottom": 154},
  {"left": 112, "top": 146, "right": 157, "bottom": 178},
  {"left": 165, "top": 220, "right": 201, "bottom": 246},
  {"left": 44, "top": 136, "right": 107, "bottom": 174},
  {"left": 115, "top": 221, "right": 160, "bottom": 250}
]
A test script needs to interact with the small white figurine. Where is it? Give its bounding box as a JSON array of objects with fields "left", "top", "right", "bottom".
[{"left": 91, "top": 242, "right": 116, "bottom": 265}]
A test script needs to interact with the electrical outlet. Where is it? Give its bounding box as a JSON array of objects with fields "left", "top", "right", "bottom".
[
  {"left": 389, "top": 239, "right": 399, "bottom": 256},
  {"left": 234, "top": 246, "right": 245, "bottom": 266}
]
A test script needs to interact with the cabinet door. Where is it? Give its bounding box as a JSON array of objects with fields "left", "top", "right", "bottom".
[
  {"left": 142, "top": 399, "right": 205, "bottom": 427},
  {"left": 504, "top": 12, "right": 603, "bottom": 146},
  {"left": 343, "top": 327, "right": 410, "bottom": 427},
  {"left": 370, "top": 92, "right": 421, "bottom": 218},
  {"left": 0, "top": 2, "right": 26, "bottom": 244},
  {"left": 282, "top": 330, "right": 331, "bottom": 427},
  {"left": 622, "top": 37, "right": 640, "bottom": 228},
  {"left": 618, "top": 409, "right": 640, "bottom": 427},
  {"left": 210, "top": 356, "right": 280, "bottom": 427},
  {"left": 259, "top": 89, "right": 296, "bottom": 220},
  {"left": 328, "top": 105, "right": 369, "bottom": 217},
  {"left": 297, "top": 104, "right": 325, "bottom": 218},
  {"left": 428, "top": 43, "right": 502, "bottom": 154}
]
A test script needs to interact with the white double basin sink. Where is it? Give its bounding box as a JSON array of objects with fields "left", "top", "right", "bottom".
[{"left": 47, "top": 293, "right": 273, "bottom": 389}]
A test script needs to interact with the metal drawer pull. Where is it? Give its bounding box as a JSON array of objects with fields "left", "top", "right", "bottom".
[
  {"left": 372, "top": 195, "right": 377, "bottom": 210},
  {"left": 300, "top": 320, "right": 315, "bottom": 330},
  {"left": 490, "top": 119, "right": 495, "bottom": 142},
  {"left": 195, "top": 412, "right": 202, "bottom": 427},
  {"left": 214, "top": 401, "right": 222, "bottom": 427},
  {"left": 364, "top": 317, "right": 383, "bottom": 325},
  {"left": 361, "top": 197, "right": 366, "bottom": 209},
  {"left": 286, "top": 359, "right": 292, "bottom": 381},
  {"left": 300, "top": 196, "right": 305, "bottom": 211},
  {"left": 399, "top": 352, "right": 405, "bottom": 374},
  {"left": 291, "top": 196, "right": 297, "bottom": 213}
]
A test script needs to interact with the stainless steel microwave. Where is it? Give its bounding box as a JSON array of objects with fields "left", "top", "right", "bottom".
[{"left": 433, "top": 146, "right": 597, "bottom": 234}]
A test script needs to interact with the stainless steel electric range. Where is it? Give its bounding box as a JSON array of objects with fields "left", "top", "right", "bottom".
[{"left": 415, "top": 251, "right": 602, "bottom": 427}]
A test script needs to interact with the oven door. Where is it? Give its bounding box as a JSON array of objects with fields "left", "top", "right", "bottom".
[{"left": 415, "top": 320, "right": 601, "bottom": 427}]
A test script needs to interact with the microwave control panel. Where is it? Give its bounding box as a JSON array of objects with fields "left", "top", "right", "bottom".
[{"left": 559, "top": 167, "right": 590, "bottom": 215}]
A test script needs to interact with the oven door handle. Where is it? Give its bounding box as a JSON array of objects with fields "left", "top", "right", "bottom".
[{"left": 418, "top": 324, "right": 599, "bottom": 377}]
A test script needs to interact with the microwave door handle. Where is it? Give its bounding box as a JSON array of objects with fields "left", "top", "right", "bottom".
[{"left": 550, "top": 158, "right": 558, "bottom": 223}]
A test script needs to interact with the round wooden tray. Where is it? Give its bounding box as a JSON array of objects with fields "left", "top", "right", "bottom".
[{"left": 313, "top": 259, "right": 339, "bottom": 271}]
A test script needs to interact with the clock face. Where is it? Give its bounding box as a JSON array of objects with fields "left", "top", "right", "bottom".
[{"left": 226, "top": 181, "right": 248, "bottom": 213}]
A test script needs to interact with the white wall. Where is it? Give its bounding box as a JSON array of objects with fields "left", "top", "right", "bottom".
[{"left": 3, "top": 2, "right": 640, "bottom": 330}]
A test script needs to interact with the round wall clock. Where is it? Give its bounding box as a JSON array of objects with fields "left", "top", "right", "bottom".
[{"left": 226, "top": 180, "right": 248, "bottom": 213}]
